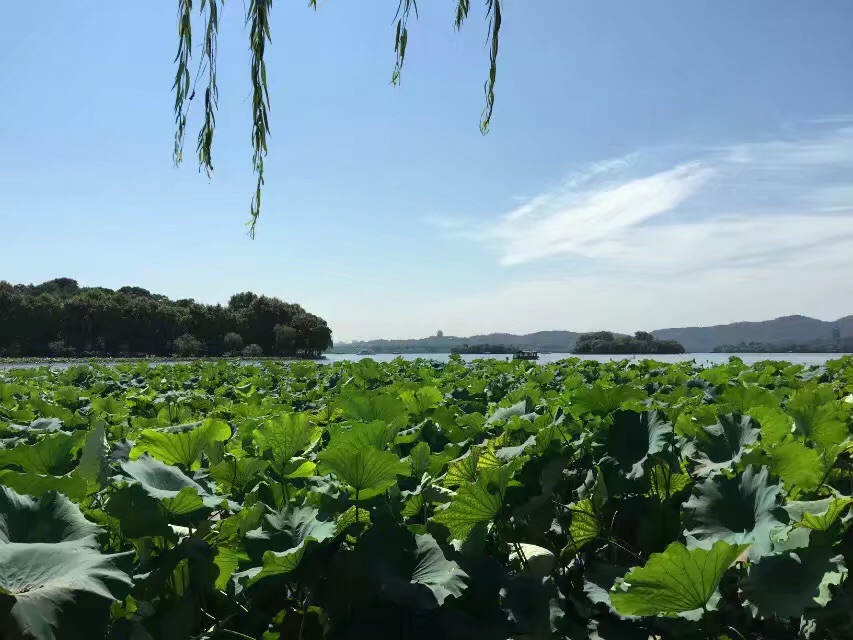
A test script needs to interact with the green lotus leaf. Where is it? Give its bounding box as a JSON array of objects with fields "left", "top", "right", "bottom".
[
  {"left": 316, "top": 443, "right": 409, "bottom": 499},
  {"left": 562, "top": 499, "right": 599, "bottom": 558},
  {"left": 338, "top": 391, "right": 406, "bottom": 424},
  {"left": 26, "top": 399, "right": 75, "bottom": 426},
  {"left": 583, "top": 562, "right": 634, "bottom": 615},
  {"left": 684, "top": 466, "right": 783, "bottom": 560},
  {"left": 648, "top": 463, "right": 691, "bottom": 500},
  {"left": 400, "top": 386, "right": 443, "bottom": 415},
  {"left": 75, "top": 421, "right": 108, "bottom": 489},
  {"left": 244, "top": 506, "right": 337, "bottom": 586},
  {"left": 408, "top": 441, "right": 431, "bottom": 478},
  {"left": 335, "top": 504, "right": 372, "bottom": 535},
  {"left": 0, "top": 539, "right": 132, "bottom": 640},
  {"left": 213, "top": 546, "right": 247, "bottom": 591},
  {"left": 162, "top": 487, "right": 208, "bottom": 516},
  {"left": 674, "top": 405, "right": 718, "bottom": 439},
  {"left": 117, "top": 456, "right": 223, "bottom": 513},
  {"left": 216, "top": 503, "right": 266, "bottom": 543},
  {"left": 431, "top": 475, "right": 503, "bottom": 540},
  {"left": 769, "top": 441, "right": 826, "bottom": 493},
  {"left": 104, "top": 484, "right": 171, "bottom": 539},
  {"left": 130, "top": 418, "right": 231, "bottom": 470},
  {"left": 354, "top": 526, "right": 468, "bottom": 609},
  {"left": 282, "top": 458, "right": 316, "bottom": 478},
  {"left": 8, "top": 417, "right": 63, "bottom": 434},
  {"left": 610, "top": 540, "right": 749, "bottom": 617},
  {"left": 208, "top": 456, "right": 268, "bottom": 496},
  {"left": 119, "top": 456, "right": 207, "bottom": 500},
  {"left": 572, "top": 384, "right": 647, "bottom": 416},
  {"left": 502, "top": 575, "right": 565, "bottom": 636},
  {"left": 0, "top": 487, "right": 102, "bottom": 544},
  {"left": 495, "top": 435, "right": 537, "bottom": 462},
  {"left": 801, "top": 578, "right": 853, "bottom": 639},
  {"left": 0, "top": 469, "right": 90, "bottom": 502},
  {"left": 692, "top": 413, "right": 759, "bottom": 475},
  {"left": 262, "top": 505, "right": 338, "bottom": 548},
  {"left": 748, "top": 406, "right": 792, "bottom": 447},
  {"left": 598, "top": 410, "right": 672, "bottom": 480},
  {"left": 720, "top": 385, "right": 780, "bottom": 413},
  {"left": 486, "top": 400, "right": 528, "bottom": 425},
  {"left": 510, "top": 543, "right": 555, "bottom": 577},
  {"left": 253, "top": 412, "right": 321, "bottom": 468},
  {"left": 743, "top": 548, "right": 847, "bottom": 619},
  {"left": 443, "top": 448, "right": 481, "bottom": 488},
  {"left": 243, "top": 539, "right": 313, "bottom": 587},
  {"left": 90, "top": 395, "right": 127, "bottom": 416},
  {"left": 788, "top": 386, "right": 849, "bottom": 450},
  {"left": 327, "top": 420, "right": 390, "bottom": 451},
  {"left": 784, "top": 496, "right": 853, "bottom": 531},
  {"left": 0, "top": 430, "right": 84, "bottom": 475}
]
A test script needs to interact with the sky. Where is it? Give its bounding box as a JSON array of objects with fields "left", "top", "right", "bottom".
[{"left": 2, "top": 1, "right": 853, "bottom": 342}]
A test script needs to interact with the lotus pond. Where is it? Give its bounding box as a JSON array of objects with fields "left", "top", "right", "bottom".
[{"left": 1, "top": 356, "right": 853, "bottom": 640}]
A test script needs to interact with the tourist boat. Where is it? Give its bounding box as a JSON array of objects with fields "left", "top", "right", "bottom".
[
  {"left": 356, "top": 349, "right": 375, "bottom": 356},
  {"left": 513, "top": 350, "right": 539, "bottom": 361}
]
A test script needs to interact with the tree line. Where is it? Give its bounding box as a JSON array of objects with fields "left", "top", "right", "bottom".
[
  {"left": 0, "top": 279, "right": 332, "bottom": 358},
  {"left": 713, "top": 340, "right": 853, "bottom": 354},
  {"left": 450, "top": 343, "right": 521, "bottom": 354},
  {"left": 573, "top": 331, "right": 686, "bottom": 355}
]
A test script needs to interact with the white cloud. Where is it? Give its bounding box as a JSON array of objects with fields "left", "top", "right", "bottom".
[
  {"left": 494, "top": 162, "right": 713, "bottom": 265},
  {"left": 411, "top": 122, "right": 853, "bottom": 337},
  {"left": 478, "top": 123, "right": 853, "bottom": 270},
  {"left": 723, "top": 130, "right": 853, "bottom": 167}
]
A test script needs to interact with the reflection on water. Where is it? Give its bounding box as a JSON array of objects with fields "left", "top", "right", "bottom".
[{"left": 1, "top": 352, "right": 846, "bottom": 371}]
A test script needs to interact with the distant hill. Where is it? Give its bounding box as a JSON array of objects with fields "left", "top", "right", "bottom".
[
  {"left": 331, "top": 330, "right": 583, "bottom": 354},
  {"left": 652, "top": 315, "right": 853, "bottom": 352},
  {"left": 333, "top": 315, "right": 853, "bottom": 354}
]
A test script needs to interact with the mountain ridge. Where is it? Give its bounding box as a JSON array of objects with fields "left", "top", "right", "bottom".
[{"left": 332, "top": 315, "right": 853, "bottom": 354}]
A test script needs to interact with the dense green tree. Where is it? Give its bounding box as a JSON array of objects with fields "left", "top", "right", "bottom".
[
  {"left": 574, "top": 331, "right": 685, "bottom": 355},
  {"left": 228, "top": 292, "right": 258, "bottom": 311},
  {"left": 273, "top": 324, "right": 298, "bottom": 355},
  {"left": 0, "top": 280, "right": 333, "bottom": 358},
  {"left": 173, "top": 333, "right": 205, "bottom": 357},
  {"left": 223, "top": 332, "right": 244, "bottom": 354},
  {"left": 243, "top": 344, "right": 264, "bottom": 357}
]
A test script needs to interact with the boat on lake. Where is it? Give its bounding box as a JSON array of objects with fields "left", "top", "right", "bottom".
[
  {"left": 356, "top": 349, "right": 375, "bottom": 356},
  {"left": 513, "top": 350, "right": 539, "bottom": 361}
]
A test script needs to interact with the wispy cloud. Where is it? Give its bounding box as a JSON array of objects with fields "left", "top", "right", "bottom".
[
  {"left": 409, "top": 122, "right": 853, "bottom": 336},
  {"left": 431, "top": 122, "right": 853, "bottom": 272},
  {"left": 494, "top": 161, "right": 712, "bottom": 265},
  {"left": 723, "top": 126, "right": 853, "bottom": 167}
]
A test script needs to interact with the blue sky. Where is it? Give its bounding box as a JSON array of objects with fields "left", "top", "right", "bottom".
[{"left": 2, "top": 1, "right": 853, "bottom": 341}]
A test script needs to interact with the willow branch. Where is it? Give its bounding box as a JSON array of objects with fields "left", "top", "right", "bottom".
[
  {"left": 480, "top": 0, "right": 501, "bottom": 134},
  {"left": 196, "top": 0, "right": 222, "bottom": 177},
  {"left": 391, "top": 0, "right": 418, "bottom": 86},
  {"left": 173, "top": 0, "right": 193, "bottom": 166},
  {"left": 247, "top": 0, "right": 273, "bottom": 237}
]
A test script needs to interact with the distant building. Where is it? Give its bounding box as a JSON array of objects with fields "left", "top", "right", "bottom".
[
  {"left": 436, "top": 330, "right": 444, "bottom": 338},
  {"left": 833, "top": 325, "right": 841, "bottom": 342}
]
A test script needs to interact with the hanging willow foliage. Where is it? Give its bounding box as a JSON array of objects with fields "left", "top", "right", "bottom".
[{"left": 173, "top": 0, "right": 502, "bottom": 236}]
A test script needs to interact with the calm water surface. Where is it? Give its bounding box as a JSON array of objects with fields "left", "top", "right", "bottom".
[
  {"left": 324, "top": 352, "right": 844, "bottom": 367},
  {"left": 1, "top": 352, "right": 845, "bottom": 371}
]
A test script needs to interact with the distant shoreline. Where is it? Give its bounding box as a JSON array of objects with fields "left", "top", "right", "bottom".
[{"left": 0, "top": 355, "right": 328, "bottom": 365}]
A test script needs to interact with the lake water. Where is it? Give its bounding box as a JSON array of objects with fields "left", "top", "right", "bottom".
[
  {"left": 323, "top": 352, "right": 844, "bottom": 367},
  {"left": 0, "top": 352, "right": 846, "bottom": 371}
]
